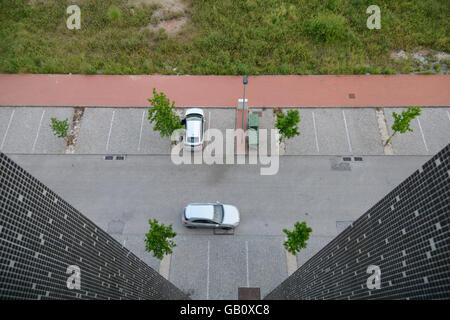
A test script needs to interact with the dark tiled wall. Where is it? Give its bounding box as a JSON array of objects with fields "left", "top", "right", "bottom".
[
  {"left": 0, "top": 153, "right": 187, "bottom": 300},
  {"left": 265, "top": 144, "right": 450, "bottom": 300}
]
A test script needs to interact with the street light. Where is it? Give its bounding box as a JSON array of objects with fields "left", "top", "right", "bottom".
[{"left": 241, "top": 76, "right": 248, "bottom": 142}]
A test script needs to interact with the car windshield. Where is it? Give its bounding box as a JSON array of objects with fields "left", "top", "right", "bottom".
[{"left": 212, "top": 204, "right": 224, "bottom": 223}]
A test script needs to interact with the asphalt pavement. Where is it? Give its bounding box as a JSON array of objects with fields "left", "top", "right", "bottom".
[{"left": 8, "top": 154, "right": 431, "bottom": 299}]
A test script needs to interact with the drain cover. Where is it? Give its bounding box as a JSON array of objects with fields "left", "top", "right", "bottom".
[
  {"left": 354, "top": 157, "right": 363, "bottom": 161},
  {"left": 105, "top": 156, "right": 114, "bottom": 160},
  {"left": 343, "top": 157, "right": 352, "bottom": 161},
  {"left": 238, "top": 287, "right": 261, "bottom": 300},
  {"left": 349, "top": 93, "right": 356, "bottom": 99}
]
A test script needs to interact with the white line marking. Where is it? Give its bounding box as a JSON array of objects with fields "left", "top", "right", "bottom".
[
  {"left": 1, "top": 109, "right": 15, "bottom": 150},
  {"left": 312, "top": 111, "right": 319, "bottom": 153},
  {"left": 245, "top": 241, "right": 249, "bottom": 287},
  {"left": 137, "top": 110, "right": 145, "bottom": 151},
  {"left": 206, "top": 240, "right": 210, "bottom": 300},
  {"left": 342, "top": 110, "right": 352, "bottom": 154},
  {"left": 32, "top": 109, "right": 45, "bottom": 153},
  {"left": 416, "top": 117, "right": 429, "bottom": 153},
  {"left": 207, "top": 111, "right": 211, "bottom": 141},
  {"left": 106, "top": 110, "right": 115, "bottom": 152}
]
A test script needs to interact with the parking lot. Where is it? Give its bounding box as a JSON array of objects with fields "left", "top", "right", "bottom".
[
  {"left": 1, "top": 106, "right": 448, "bottom": 156},
  {"left": 1, "top": 105, "right": 449, "bottom": 299}
]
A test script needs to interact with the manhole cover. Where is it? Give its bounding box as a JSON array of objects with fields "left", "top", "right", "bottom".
[{"left": 238, "top": 287, "right": 260, "bottom": 300}]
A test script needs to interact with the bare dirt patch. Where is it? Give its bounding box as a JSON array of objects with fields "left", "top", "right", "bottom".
[
  {"left": 130, "top": 0, "right": 188, "bottom": 36},
  {"left": 391, "top": 49, "right": 450, "bottom": 74}
]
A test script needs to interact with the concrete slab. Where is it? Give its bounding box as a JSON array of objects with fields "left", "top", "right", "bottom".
[
  {"left": 246, "top": 236, "right": 287, "bottom": 298},
  {"left": 415, "top": 108, "right": 450, "bottom": 155},
  {"left": 170, "top": 236, "right": 209, "bottom": 300},
  {"left": 385, "top": 108, "right": 429, "bottom": 155},
  {"left": 0, "top": 107, "right": 15, "bottom": 151},
  {"left": 314, "top": 109, "right": 351, "bottom": 155},
  {"left": 208, "top": 237, "right": 247, "bottom": 300},
  {"left": 33, "top": 108, "right": 73, "bottom": 154},
  {"left": 107, "top": 108, "right": 142, "bottom": 154},
  {"left": 76, "top": 108, "right": 113, "bottom": 154},
  {"left": 344, "top": 108, "right": 384, "bottom": 155},
  {"left": 284, "top": 109, "right": 319, "bottom": 155},
  {"left": 1, "top": 107, "right": 44, "bottom": 153},
  {"left": 138, "top": 111, "right": 171, "bottom": 155}
]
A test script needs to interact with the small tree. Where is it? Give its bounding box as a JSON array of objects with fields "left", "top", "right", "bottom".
[
  {"left": 275, "top": 109, "right": 300, "bottom": 143},
  {"left": 148, "top": 88, "right": 183, "bottom": 138},
  {"left": 50, "top": 117, "right": 69, "bottom": 139},
  {"left": 386, "top": 106, "right": 421, "bottom": 145},
  {"left": 283, "top": 221, "right": 312, "bottom": 255},
  {"left": 144, "top": 219, "right": 177, "bottom": 260}
]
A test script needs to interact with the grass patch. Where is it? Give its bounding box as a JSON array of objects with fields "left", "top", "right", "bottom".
[{"left": 0, "top": 0, "right": 448, "bottom": 75}]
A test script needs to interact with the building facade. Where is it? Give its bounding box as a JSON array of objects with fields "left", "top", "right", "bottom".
[
  {"left": 266, "top": 144, "right": 449, "bottom": 300},
  {"left": 0, "top": 152, "right": 187, "bottom": 300}
]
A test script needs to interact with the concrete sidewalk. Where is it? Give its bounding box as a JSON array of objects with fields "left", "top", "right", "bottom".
[{"left": 0, "top": 74, "right": 449, "bottom": 108}]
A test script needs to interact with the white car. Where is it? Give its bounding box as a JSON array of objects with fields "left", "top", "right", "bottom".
[
  {"left": 183, "top": 108, "right": 204, "bottom": 151},
  {"left": 182, "top": 202, "right": 240, "bottom": 230}
]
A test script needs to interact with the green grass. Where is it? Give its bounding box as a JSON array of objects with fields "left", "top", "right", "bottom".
[{"left": 0, "top": 0, "right": 448, "bottom": 75}]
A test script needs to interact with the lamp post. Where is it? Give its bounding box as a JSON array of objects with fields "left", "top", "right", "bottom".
[{"left": 241, "top": 76, "right": 248, "bottom": 142}]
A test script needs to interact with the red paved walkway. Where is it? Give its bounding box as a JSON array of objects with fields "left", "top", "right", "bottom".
[{"left": 0, "top": 74, "right": 449, "bottom": 108}]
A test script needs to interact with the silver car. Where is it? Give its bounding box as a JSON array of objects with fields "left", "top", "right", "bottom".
[
  {"left": 183, "top": 108, "right": 204, "bottom": 152},
  {"left": 182, "top": 202, "right": 240, "bottom": 230}
]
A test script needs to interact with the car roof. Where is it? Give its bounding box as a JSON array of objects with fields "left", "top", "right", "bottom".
[
  {"left": 186, "top": 117, "right": 202, "bottom": 137},
  {"left": 185, "top": 204, "right": 215, "bottom": 220},
  {"left": 185, "top": 108, "right": 204, "bottom": 117}
]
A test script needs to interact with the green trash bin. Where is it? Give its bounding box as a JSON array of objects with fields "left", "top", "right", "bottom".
[
  {"left": 248, "top": 128, "right": 258, "bottom": 149},
  {"left": 248, "top": 113, "right": 259, "bottom": 129}
]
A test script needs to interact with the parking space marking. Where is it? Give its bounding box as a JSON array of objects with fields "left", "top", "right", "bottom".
[
  {"left": 245, "top": 240, "right": 249, "bottom": 287},
  {"left": 207, "top": 111, "right": 211, "bottom": 141},
  {"left": 312, "top": 111, "right": 320, "bottom": 153},
  {"left": 1, "top": 109, "right": 15, "bottom": 151},
  {"left": 137, "top": 110, "right": 145, "bottom": 151},
  {"left": 206, "top": 240, "right": 210, "bottom": 300},
  {"left": 105, "top": 110, "right": 115, "bottom": 152},
  {"left": 416, "top": 117, "right": 429, "bottom": 153},
  {"left": 342, "top": 110, "right": 353, "bottom": 154},
  {"left": 31, "top": 110, "right": 45, "bottom": 153}
]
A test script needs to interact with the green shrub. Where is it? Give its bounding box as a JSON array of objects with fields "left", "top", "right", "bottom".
[
  {"left": 108, "top": 6, "right": 121, "bottom": 21},
  {"left": 144, "top": 219, "right": 177, "bottom": 260},
  {"left": 307, "top": 13, "right": 347, "bottom": 43},
  {"left": 50, "top": 117, "right": 69, "bottom": 139}
]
